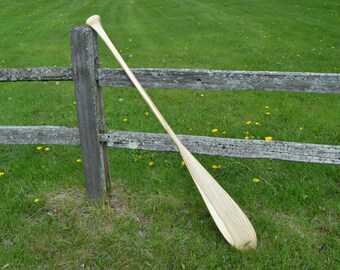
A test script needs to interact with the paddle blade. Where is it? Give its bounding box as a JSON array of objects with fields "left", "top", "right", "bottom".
[{"left": 178, "top": 145, "right": 257, "bottom": 250}]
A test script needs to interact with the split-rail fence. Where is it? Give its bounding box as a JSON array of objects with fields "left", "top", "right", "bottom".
[{"left": 0, "top": 26, "right": 339, "bottom": 204}]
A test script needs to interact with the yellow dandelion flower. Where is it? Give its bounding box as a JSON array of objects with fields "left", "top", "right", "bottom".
[
  {"left": 222, "top": 131, "right": 226, "bottom": 134},
  {"left": 246, "top": 121, "right": 252, "bottom": 125},
  {"left": 299, "top": 127, "right": 304, "bottom": 130},
  {"left": 264, "top": 105, "right": 270, "bottom": 109},
  {"left": 44, "top": 147, "right": 50, "bottom": 151},
  {"left": 255, "top": 122, "right": 260, "bottom": 126},
  {"left": 76, "top": 159, "right": 82, "bottom": 163},
  {"left": 34, "top": 198, "right": 40, "bottom": 203},
  {"left": 265, "top": 136, "right": 273, "bottom": 141},
  {"left": 164, "top": 160, "right": 168, "bottom": 163},
  {"left": 253, "top": 178, "right": 260, "bottom": 183},
  {"left": 265, "top": 112, "right": 271, "bottom": 115},
  {"left": 36, "top": 146, "right": 43, "bottom": 151},
  {"left": 245, "top": 131, "right": 249, "bottom": 135},
  {"left": 145, "top": 112, "right": 150, "bottom": 116},
  {"left": 200, "top": 93, "right": 205, "bottom": 97},
  {"left": 244, "top": 136, "right": 249, "bottom": 140},
  {"left": 123, "top": 118, "right": 128, "bottom": 122},
  {"left": 211, "top": 128, "right": 218, "bottom": 133},
  {"left": 73, "top": 101, "right": 76, "bottom": 105},
  {"left": 250, "top": 136, "right": 255, "bottom": 139},
  {"left": 181, "top": 161, "right": 186, "bottom": 166},
  {"left": 212, "top": 165, "right": 222, "bottom": 169},
  {"left": 0, "top": 172, "right": 5, "bottom": 177},
  {"left": 148, "top": 161, "right": 155, "bottom": 167}
]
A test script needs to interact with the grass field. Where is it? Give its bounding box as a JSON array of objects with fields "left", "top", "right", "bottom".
[{"left": 1, "top": 0, "right": 339, "bottom": 269}]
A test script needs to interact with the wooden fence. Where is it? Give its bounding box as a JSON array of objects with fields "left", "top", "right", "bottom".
[{"left": 1, "top": 26, "right": 339, "bottom": 204}]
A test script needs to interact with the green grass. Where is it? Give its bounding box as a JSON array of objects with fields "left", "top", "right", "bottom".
[{"left": 0, "top": 0, "right": 339, "bottom": 269}]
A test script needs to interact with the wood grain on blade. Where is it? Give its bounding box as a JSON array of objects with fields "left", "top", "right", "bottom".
[{"left": 178, "top": 145, "right": 257, "bottom": 250}]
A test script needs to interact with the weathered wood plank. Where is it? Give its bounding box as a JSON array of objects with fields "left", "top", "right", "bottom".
[
  {"left": 100, "top": 131, "right": 340, "bottom": 165},
  {"left": 0, "top": 67, "right": 73, "bottom": 82},
  {"left": 70, "top": 26, "right": 111, "bottom": 204},
  {"left": 1, "top": 67, "right": 339, "bottom": 94},
  {"left": 99, "top": 68, "right": 340, "bottom": 93},
  {"left": 0, "top": 126, "right": 79, "bottom": 145},
  {"left": 1, "top": 126, "right": 338, "bottom": 164}
]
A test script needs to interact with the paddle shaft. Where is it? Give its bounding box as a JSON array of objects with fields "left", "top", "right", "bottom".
[
  {"left": 86, "top": 15, "right": 257, "bottom": 250},
  {"left": 89, "top": 24, "right": 181, "bottom": 148}
]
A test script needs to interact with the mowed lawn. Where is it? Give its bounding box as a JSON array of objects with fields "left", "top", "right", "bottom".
[{"left": 0, "top": 0, "right": 339, "bottom": 269}]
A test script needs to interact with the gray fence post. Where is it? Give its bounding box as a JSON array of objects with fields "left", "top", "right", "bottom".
[{"left": 70, "top": 26, "right": 111, "bottom": 205}]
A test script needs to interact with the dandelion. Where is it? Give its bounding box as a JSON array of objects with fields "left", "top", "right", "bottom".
[
  {"left": 265, "top": 136, "right": 273, "bottom": 141},
  {"left": 0, "top": 172, "right": 5, "bottom": 177},
  {"left": 44, "top": 147, "right": 50, "bottom": 152},
  {"left": 34, "top": 198, "right": 40, "bottom": 203},
  {"left": 299, "top": 127, "right": 304, "bottom": 130},
  {"left": 252, "top": 178, "right": 260, "bottom": 183},
  {"left": 164, "top": 160, "right": 168, "bottom": 164},
  {"left": 188, "top": 128, "right": 193, "bottom": 131},
  {"left": 264, "top": 105, "right": 270, "bottom": 109},
  {"left": 212, "top": 165, "right": 221, "bottom": 169},
  {"left": 245, "top": 131, "right": 249, "bottom": 135},
  {"left": 73, "top": 101, "right": 76, "bottom": 105},
  {"left": 222, "top": 131, "right": 226, "bottom": 134},
  {"left": 36, "top": 146, "right": 43, "bottom": 151},
  {"left": 181, "top": 161, "right": 186, "bottom": 166},
  {"left": 265, "top": 112, "right": 271, "bottom": 115},
  {"left": 246, "top": 121, "right": 252, "bottom": 125},
  {"left": 133, "top": 155, "right": 142, "bottom": 161},
  {"left": 244, "top": 136, "right": 249, "bottom": 140},
  {"left": 200, "top": 93, "right": 205, "bottom": 97},
  {"left": 123, "top": 118, "right": 128, "bottom": 122},
  {"left": 255, "top": 122, "right": 260, "bottom": 126},
  {"left": 76, "top": 159, "right": 82, "bottom": 163},
  {"left": 211, "top": 128, "right": 218, "bottom": 133},
  {"left": 148, "top": 161, "right": 155, "bottom": 167},
  {"left": 145, "top": 112, "right": 150, "bottom": 116}
]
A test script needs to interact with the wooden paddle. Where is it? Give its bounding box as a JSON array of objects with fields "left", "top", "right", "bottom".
[{"left": 86, "top": 15, "right": 257, "bottom": 250}]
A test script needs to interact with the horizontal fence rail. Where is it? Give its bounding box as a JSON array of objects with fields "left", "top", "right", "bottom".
[
  {"left": 0, "top": 126, "right": 79, "bottom": 145},
  {"left": 0, "top": 67, "right": 73, "bottom": 82},
  {"left": 1, "top": 68, "right": 339, "bottom": 93},
  {"left": 1, "top": 126, "right": 339, "bottom": 165},
  {"left": 98, "top": 69, "right": 340, "bottom": 94}
]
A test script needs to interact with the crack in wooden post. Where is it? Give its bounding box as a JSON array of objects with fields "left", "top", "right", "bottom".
[{"left": 70, "top": 26, "right": 111, "bottom": 205}]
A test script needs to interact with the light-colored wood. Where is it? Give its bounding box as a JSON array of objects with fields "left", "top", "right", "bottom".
[
  {"left": 70, "top": 26, "right": 111, "bottom": 205},
  {"left": 86, "top": 15, "right": 257, "bottom": 250}
]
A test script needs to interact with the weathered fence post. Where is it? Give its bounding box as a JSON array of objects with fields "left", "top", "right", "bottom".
[{"left": 70, "top": 26, "right": 111, "bottom": 204}]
